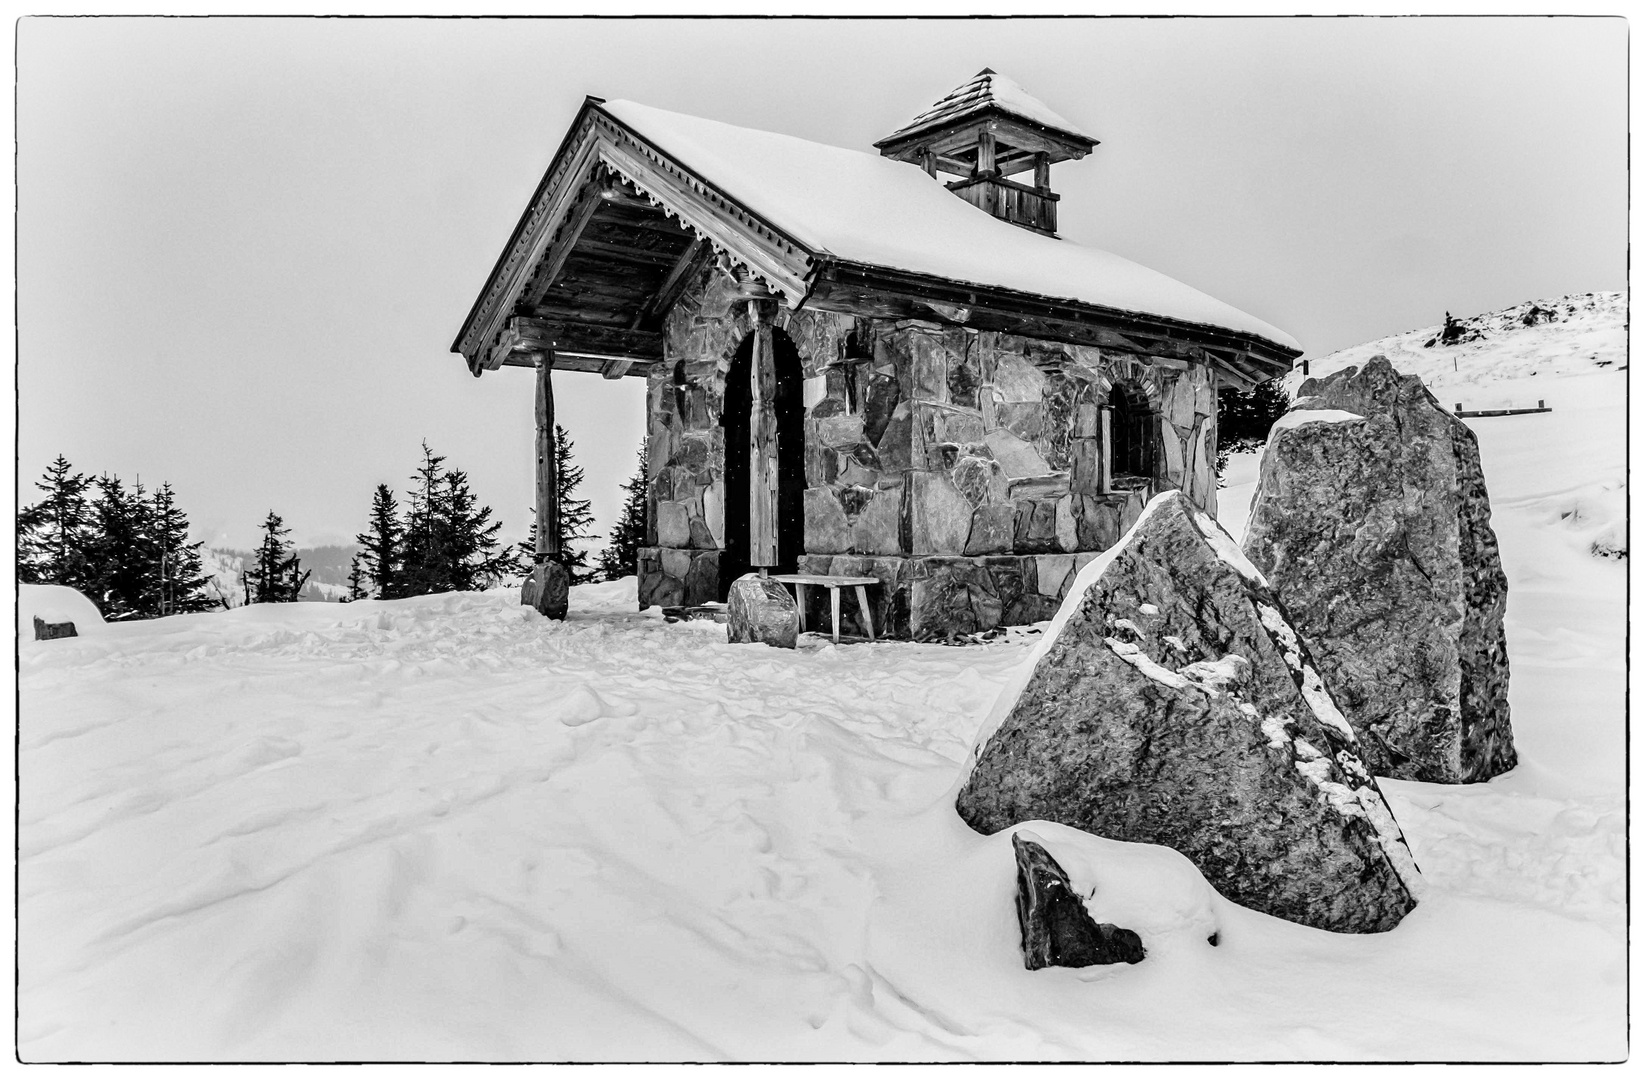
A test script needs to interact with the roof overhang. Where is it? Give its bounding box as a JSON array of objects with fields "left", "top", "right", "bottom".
[{"left": 452, "top": 99, "right": 818, "bottom": 376}]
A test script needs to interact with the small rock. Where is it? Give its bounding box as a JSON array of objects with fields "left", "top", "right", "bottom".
[
  {"left": 726, "top": 573, "right": 799, "bottom": 648},
  {"left": 1013, "top": 833, "right": 1145, "bottom": 969},
  {"left": 32, "top": 617, "right": 77, "bottom": 641},
  {"left": 520, "top": 559, "right": 569, "bottom": 620}
]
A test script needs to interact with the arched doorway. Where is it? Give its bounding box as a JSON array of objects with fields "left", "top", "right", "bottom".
[
  {"left": 1109, "top": 382, "right": 1156, "bottom": 486},
  {"left": 720, "top": 327, "right": 806, "bottom": 597}
]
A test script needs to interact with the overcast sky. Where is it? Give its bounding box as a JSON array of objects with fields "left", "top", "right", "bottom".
[{"left": 17, "top": 16, "right": 1626, "bottom": 551}]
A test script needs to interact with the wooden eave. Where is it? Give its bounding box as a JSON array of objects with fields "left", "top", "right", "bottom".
[
  {"left": 875, "top": 106, "right": 1097, "bottom": 175},
  {"left": 452, "top": 99, "right": 816, "bottom": 378},
  {"left": 805, "top": 259, "right": 1300, "bottom": 389}
]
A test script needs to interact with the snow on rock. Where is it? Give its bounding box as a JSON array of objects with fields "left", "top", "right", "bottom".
[
  {"left": 19, "top": 584, "right": 105, "bottom": 641},
  {"left": 956, "top": 491, "right": 1420, "bottom": 933},
  {"left": 1269, "top": 407, "right": 1363, "bottom": 432}
]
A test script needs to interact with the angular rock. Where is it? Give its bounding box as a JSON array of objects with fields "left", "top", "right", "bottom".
[
  {"left": 657, "top": 500, "right": 692, "bottom": 548},
  {"left": 520, "top": 559, "right": 570, "bottom": 620},
  {"left": 32, "top": 617, "right": 77, "bottom": 641},
  {"left": 726, "top": 573, "right": 798, "bottom": 649},
  {"left": 851, "top": 485, "right": 904, "bottom": 556},
  {"left": 957, "top": 491, "right": 1422, "bottom": 934},
  {"left": 1013, "top": 833, "right": 1145, "bottom": 969},
  {"left": 910, "top": 472, "right": 973, "bottom": 555},
  {"left": 1242, "top": 355, "right": 1516, "bottom": 784},
  {"left": 804, "top": 487, "right": 851, "bottom": 554},
  {"left": 983, "top": 429, "right": 1051, "bottom": 480},
  {"left": 964, "top": 504, "right": 1015, "bottom": 556}
]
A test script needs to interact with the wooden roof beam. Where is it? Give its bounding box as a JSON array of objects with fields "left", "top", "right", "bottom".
[
  {"left": 631, "top": 237, "right": 705, "bottom": 330},
  {"left": 520, "top": 174, "right": 609, "bottom": 311}
]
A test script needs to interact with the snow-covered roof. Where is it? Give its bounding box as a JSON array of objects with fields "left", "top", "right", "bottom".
[
  {"left": 881, "top": 68, "right": 1095, "bottom": 147},
  {"left": 602, "top": 100, "right": 1299, "bottom": 354}
]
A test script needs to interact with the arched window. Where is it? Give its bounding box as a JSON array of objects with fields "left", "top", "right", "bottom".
[{"left": 1108, "top": 382, "right": 1155, "bottom": 485}]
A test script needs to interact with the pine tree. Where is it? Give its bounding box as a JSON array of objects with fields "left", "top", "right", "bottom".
[
  {"left": 17, "top": 455, "right": 94, "bottom": 589},
  {"left": 83, "top": 475, "right": 156, "bottom": 619},
  {"left": 395, "top": 442, "right": 523, "bottom": 597},
  {"left": 355, "top": 483, "right": 403, "bottom": 599},
  {"left": 554, "top": 424, "right": 597, "bottom": 584},
  {"left": 345, "top": 554, "right": 368, "bottom": 601},
  {"left": 596, "top": 445, "right": 649, "bottom": 582},
  {"left": 398, "top": 442, "right": 450, "bottom": 597},
  {"left": 244, "top": 511, "right": 311, "bottom": 603},
  {"left": 148, "top": 483, "right": 220, "bottom": 614}
]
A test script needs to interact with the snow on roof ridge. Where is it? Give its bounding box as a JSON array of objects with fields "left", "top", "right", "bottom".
[
  {"left": 883, "top": 68, "right": 1095, "bottom": 145},
  {"left": 599, "top": 99, "right": 1298, "bottom": 352}
]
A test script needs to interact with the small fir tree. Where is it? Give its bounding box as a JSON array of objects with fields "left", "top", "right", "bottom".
[
  {"left": 17, "top": 455, "right": 94, "bottom": 589},
  {"left": 345, "top": 554, "right": 368, "bottom": 601},
  {"left": 596, "top": 446, "right": 649, "bottom": 582},
  {"left": 395, "top": 441, "right": 523, "bottom": 596},
  {"left": 355, "top": 483, "right": 403, "bottom": 599},
  {"left": 398, "top": 442, "right": 451, "bottom": 597},
  {"left": 148, "top": 482, "right": 220, "bottom": 614},
  {"left": 83, "top": 475, "right": 157, "bottom": 619},
  {"left": 554, "top": 424, "right": 596, "bottom": 584},
  {"left": 244, "top": 511, "right": 311, "bottom": 603}
]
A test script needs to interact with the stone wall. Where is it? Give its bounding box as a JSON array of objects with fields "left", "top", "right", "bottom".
[{"left": 638, "top": 262, "right": 1222, "bottom": 636}]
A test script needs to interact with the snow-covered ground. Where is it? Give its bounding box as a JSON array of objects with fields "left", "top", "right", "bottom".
[{"left": 18, "top": 296, "right": 1626, "bottom": 1061}]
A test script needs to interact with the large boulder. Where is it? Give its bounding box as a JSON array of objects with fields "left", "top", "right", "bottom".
[
  {"left": 1242, "top": 356, "right": 1516, "bottom": 784},
  {"left": 956, "top": 491, "right": 1422, "bottom": 934},
  {"left": 726, "top": 573, "right": 798, "bottom": 648}
]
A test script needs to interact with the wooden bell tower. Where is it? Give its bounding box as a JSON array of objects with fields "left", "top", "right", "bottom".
[{"left": 874, "top": 69, "right": 1097, "bottom": 237}]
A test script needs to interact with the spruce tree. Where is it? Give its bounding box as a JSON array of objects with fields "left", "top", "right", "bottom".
[
  {"left": 148, "top": 483, "right": 220, "bottom": 614},
  {"left": 554, "top": 423, "right": 597, "bottom": 584},
  {"left": 398, "top": 442, "right": 450, "bottom": 597},
  {"left": 395, "top": 442, "right": 522, "bottom": 596},
  {"left": 17, "top": 455, "right": 94, "bottom": 589},
  {"left": 355, "top": 483, "right": 403, "bottom": 599},
  {"left": 596, "top": 446, "right": 649, "bottom": 582},
  {"left": 346, "top": 554, "right": 368, "bottom": 602},
  {"left": 83, "top": 475, "right": 156, "bottom": 619},
  {"left": 244, "top": 511, "right": 311, "bottom": 603}
]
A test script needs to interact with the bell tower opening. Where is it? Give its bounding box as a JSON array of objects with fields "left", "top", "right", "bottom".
[{"left": 874, "top": 68, "right": 1098, "bottom": 236}]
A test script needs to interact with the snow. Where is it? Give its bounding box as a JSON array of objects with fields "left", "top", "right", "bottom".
[
  {"left": 16, "top": 298, "right": 1625, "bottom": 1061},
  {"left": 889, "top": 68, "right": 1094, "bottom": 146},
  {"left": 18, "top": 584, "right": 105, "bottom": 641},
  {"left": 599, "top": 100, "right": 1298, "bottom": 353},
  {"left": 1269, "top": 407, "right": 1363, "bottom": 432}
]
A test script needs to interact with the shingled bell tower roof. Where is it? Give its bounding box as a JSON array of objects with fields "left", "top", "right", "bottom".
[{"left": 873, "top": 68, "right": 1098, "bottom": 178}]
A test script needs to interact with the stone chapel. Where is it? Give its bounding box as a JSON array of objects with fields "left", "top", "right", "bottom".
[{"left": 453, "top": 69, "right": 1300, "bottom": 639}]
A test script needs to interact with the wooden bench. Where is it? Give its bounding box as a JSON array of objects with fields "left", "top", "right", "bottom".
[{"left": 768, "top": 574, "right": 880, "bottom": 643}]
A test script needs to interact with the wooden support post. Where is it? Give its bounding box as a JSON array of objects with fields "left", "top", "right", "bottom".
[
  {"left": 1098, "top": 406, "right": 1113, "bottom": 495},
  {"left": 748, "top": 294, "right": 780, "bottom": 571},
  {"left": 976, "top": 131, "right": 997, "bottom": 176},
  {"left": 920, "top": 148, "right": 937, "bottom": 178},
  {"left": 1033, "top": 152, "right": 1050, "bottom": 192},
  {"left": 535, "top": 350, "right": 560, "bottom": 562}
]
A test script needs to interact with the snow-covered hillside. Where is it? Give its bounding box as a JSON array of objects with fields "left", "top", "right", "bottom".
[{"left": 17, "top": 295, "right": 1626, "bottom": 1062}]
